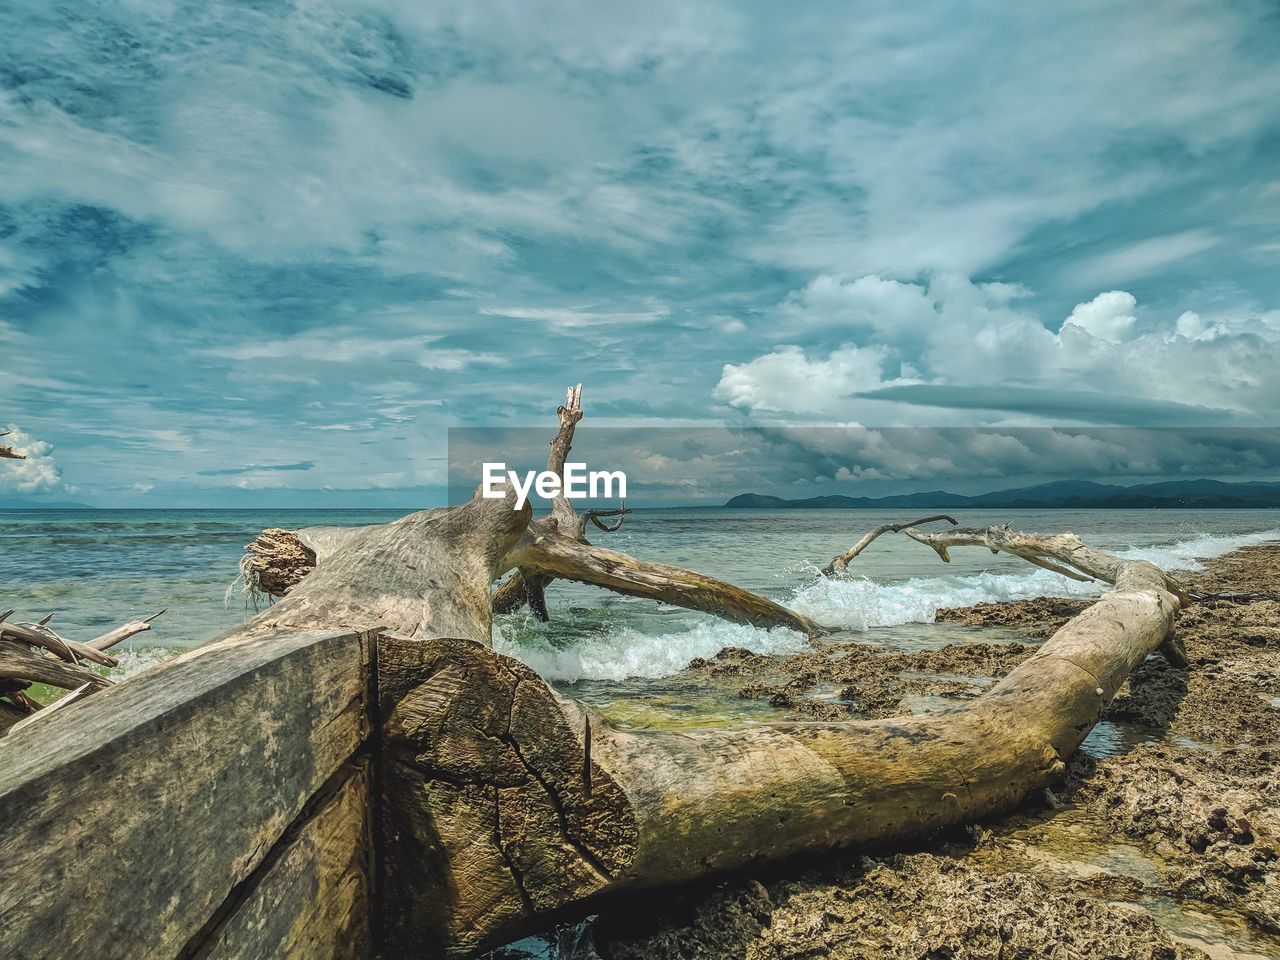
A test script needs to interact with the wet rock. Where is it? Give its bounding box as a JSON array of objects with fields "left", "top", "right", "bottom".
[
  {"left": 512, "top": 540, "right": 1280, "bottom": 959},
  {"left": 936, "top": 597, "right": 1091, "bottom": 637},
  {"left": 1065, "top": 743, "right": 1280, "bottom": 937},
  {"left": 592, "top": 855, "right": 1207, "bottom": 959}
]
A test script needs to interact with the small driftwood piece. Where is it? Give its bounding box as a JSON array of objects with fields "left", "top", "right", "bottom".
[
  {"left": 826, "top": 520, "right": 1192, "bottom": 666},
  {"left": 87, "top": 610, "right": 166, "bottom": 651},
  {"left": 0, "top": 610, "right": 165, "bottom": 734},
  {"left": 822, "top": 514, "right": 958, "bottom": 576},
  {"left": 0, "top": 429, "right": 24, "bottom": 460},
  {"left": 0, "top": 620, "right": 118, "bottom": 668}
]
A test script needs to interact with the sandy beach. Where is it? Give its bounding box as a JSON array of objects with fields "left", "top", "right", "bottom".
[{"left": 515, "top": 541, "right": 1280, "bottom": 959}]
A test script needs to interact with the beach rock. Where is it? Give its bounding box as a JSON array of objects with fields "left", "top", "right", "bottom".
[
  {"left": 540, "top": 540, "right": 1280, "bottom": 958},
  {"left": 590, "top": 855, "right": 1207, "bottom": 959}
]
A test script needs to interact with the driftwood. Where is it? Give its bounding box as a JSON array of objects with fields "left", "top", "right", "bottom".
[
  {"left": 0, "top": 610, "right": 164, "bottom": 734},
  {"left": 240, "top": 386, "right": 819, "bottom": 637},
  {"left": 212, "top": 386, "right": 1184, "bottom": 956},
  {"left": 0, "top": 429, "right": 23, "bottom": 460},
  {"left": 821, "top": 513, "right": 957, "bottom": 575},
  {"left": 0, "top": 628, "right": 374, "bottom": 958},
  {"left": 0, "top": 388, "right": 1194, "bottom": 958},
  {"left": 824, "top": 520, "right": 1191, "bottom": 667}
]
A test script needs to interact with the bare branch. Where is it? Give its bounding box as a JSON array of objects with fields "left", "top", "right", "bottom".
[
  {"left": 87, "top": 610, "right": 166, "bottom": 651},
  {"left": 582, "top": 502, "right": 631, "bottom": 533},
  {"left": 510, "top": 529, "right": 821, "bottom": 636},
  {"left": 823, "top": 514, "right": 958, "bottom": 576},
  {"left": 0, "top": 620, "right": 119, "bottom": 668},
  {"left": 545, "top": 382, "right": 584, "bottom": 531},
  {"left": 0, "top": 641, "right": 112, "bottom": 691},
  {"left": 838, "top": 519, "right": 1189, "bottom": 602}
]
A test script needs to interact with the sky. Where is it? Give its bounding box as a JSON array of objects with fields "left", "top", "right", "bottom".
[{"left": 2, "top": 0, "right": 1279, "bottom": 506}]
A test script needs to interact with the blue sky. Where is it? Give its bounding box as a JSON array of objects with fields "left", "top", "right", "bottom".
[{"left": 2, "top": 0, "right": 1279, "bottom": 506}]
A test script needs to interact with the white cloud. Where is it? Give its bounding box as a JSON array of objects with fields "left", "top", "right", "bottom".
[
  {"left": 715, "top": 344, "right": 896, "bottom": 416},
  {"left": 0, "top": 425, "right": 62, "bottom": 492},
  {"left": 1063, "top": 231, "right": 1220, "bottom": 288},
  {"left": 779, "top": 274, "right": 939, "bottom": 342},
  {"left": 1173, "top": 310, "right": 1215, "bottom": 342},
  {"left": 480, "top": 305, "right": 670, "bottom": 329},
  {"left": 210, "top": 330, "right": 504, "bottom": 370},
  {"left": 2, "top": 1, "right": 1279, "bottom": 502},
  {"left": 1061, "top": 291, "right": 1138, "bottom": 344},
  {"left": 717, "top": 276, "right": 1280, "bottom": 424}
]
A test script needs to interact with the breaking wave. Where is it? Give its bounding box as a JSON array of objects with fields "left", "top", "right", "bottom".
[
  {"left": 499, "top": 526, "right": 1280, "bottom": 682},
  {"left": 494, "top": 619, "right": 809, "bottom": 683}
]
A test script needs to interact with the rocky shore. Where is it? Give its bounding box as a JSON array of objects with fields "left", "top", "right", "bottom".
[{"left": 495, "top": 541, "right": 1280, "bottom": 959}]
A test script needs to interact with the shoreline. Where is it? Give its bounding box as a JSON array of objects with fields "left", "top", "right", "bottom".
[{"left": 497, "top": 540, "right": 1280, "bottom": 959}]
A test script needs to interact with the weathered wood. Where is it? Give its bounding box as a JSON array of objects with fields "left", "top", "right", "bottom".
[
  {"left": 0, "top": 387, "right": 1198, "bottom": 960},
  {"left": 378, "top": 556, "right": 1178, "bottom": 956},
  {"left": 0, "top": 619, "right": 119, "bottom": 667},
  {"left": 0, "top": 627, "right": 373, "bottom": 960},
  {"left": 209, "top": 390, "right": 1193, "bottom": 957},
  {"left": 87, "top": 610, "right": 165, "bottom": 651},
  {"left": 193, "top": 760, "right": 374, "bottom": 960},
  {"left": 0, "top": 430, "right": 23, "bottom": 460},
  {"left": 822, "top": 514, "right": 958, "bottom": 576},
  {"left": 6, "top": 682, "right": 94, "bottom": 734},
  {"left": 378, "top": 633, "right": 638, "bottom": 958},
  {"left": 241, "top": 494, "right": 532, "bottom": 644},
  {"left": 508, "top": 529, "right": 821, "bottom": 636},
  {"left": 0, "top": 639, "right": 111, "bottom": 689},
  {"left": 0, "top": 698, "right": 26, "bottom": 734}
]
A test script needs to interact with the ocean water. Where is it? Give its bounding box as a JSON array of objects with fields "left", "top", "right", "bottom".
[{"left": 2, "top": 507, "right": 1278, "bottom": 686}]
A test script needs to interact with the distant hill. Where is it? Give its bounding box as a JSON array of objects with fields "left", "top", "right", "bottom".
[
  {"left": 0, "top": 499, "right": 95, "bottom": 509},
  {"left": 724, "top": 479, "right": 1280, "bottom": 510}
]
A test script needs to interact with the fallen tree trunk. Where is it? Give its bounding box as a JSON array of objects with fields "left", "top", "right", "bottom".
[
  {"left": 371, "top": 510, "right": 1179, "bottom": 955},
  {"left": 0, "top": 387, "right": 1183, "bottom": 957},
  {"left": 213, "top": 386, "right": 1190, "bottom": 955}
]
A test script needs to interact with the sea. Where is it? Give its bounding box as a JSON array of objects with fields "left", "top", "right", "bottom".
[{"left": 3, "top": 506, "right": 1278, "bottom": 693}]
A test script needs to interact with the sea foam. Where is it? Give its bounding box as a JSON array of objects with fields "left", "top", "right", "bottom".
[
  {"left": 499, "top": 526, "right": 1280, "bottom": 683},
  {"left": 494, "top": 619, "right": 810, "bottom": 683}
]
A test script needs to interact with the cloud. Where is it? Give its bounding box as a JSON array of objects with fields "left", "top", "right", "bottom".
[
  {"left": 717, "top": 277, "right": 1280, "bottom": 425},
  {"left": 777, "top": 274, "right": 941, "bottom": 344},
  {"left": 1062, "top": 231, "right": 1221, "bottom": 288},
  {"left": 196, "top": 461, "right": 316, "bottom": 477},
  {"left": 1061, "top": 291, "right": 1138, "bottom": 344},
  {"left": 211, "top": 331, "right": 504, "bottom": 371},
  {"left": 2, "top": 1, "right": 1279, "bottom": 503},
  {"left": 479, "top": 305, "right": 670, "bottom": 329},
  {"left": 725, "top": 425, "right": 1280, "bottom": 489},
  {"left": 0, "top": 425, "right": 62, "bottom": 492},
  {"left": 853, "top": 384, "right": 1233, "bottom": 426},
  {"left": 715, "top": 344, "right": 898, "bottom": 417}
]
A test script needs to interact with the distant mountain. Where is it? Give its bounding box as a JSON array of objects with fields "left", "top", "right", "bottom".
[
  {"left": 0, "top": 499, "right": 95, "bottom": 509},
  {"left": 724, "top": 479, "right": 1280, "bottom": 510}
]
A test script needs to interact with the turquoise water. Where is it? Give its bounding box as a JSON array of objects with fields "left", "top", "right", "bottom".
[{"left": 2, "top": 507, "right": 1278, "bottom": 684}]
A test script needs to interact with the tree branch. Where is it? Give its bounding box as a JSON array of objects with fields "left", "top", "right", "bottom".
[
  {"left": 508, "top": 529, "right": 821, "bottom": 636},
  {"left": 822, "top": 514, "right": 958, "bottom": 576},
  {"left": 0, "top": 430, "right": 24, "bottom": 460}
]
